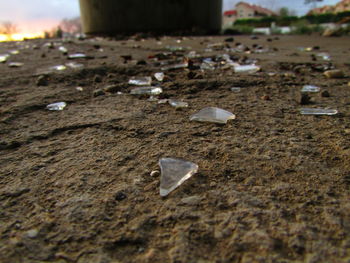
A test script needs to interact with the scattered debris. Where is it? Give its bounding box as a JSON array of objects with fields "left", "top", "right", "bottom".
[
  {"left": 0, "top": 54, "right": 9, "bottom": 63},
  {"left": 301, "top": 85, "right": 320, "bottom": 92},
  {"left": 300, "top": 108, "right": 338, "bottom": 115},
  {"left": 130, "top": 87, "right": 163, "bottom": 95},
  {"left": 46, "top": 102, "right": 67, "bottom": 111},
  {"left": 159, "top": 157, "right": 198, "bottom": 196},
  {"left": 190, "top": 107, "right": 235, "bottom": 124},
  {"left": 128, "top": 76, "right": 152, "bottom": 86}
]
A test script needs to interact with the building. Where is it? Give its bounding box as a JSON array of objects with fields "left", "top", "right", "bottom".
[
  {"left": 308, "top": 0, "right": 350, "bottom": 14},
  {"left": 223, "top": 2, "right": 276, "bottom": 26}
]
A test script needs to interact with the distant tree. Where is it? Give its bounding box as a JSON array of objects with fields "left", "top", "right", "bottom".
[
  {"left": 279, "top": 7, "right": 297, "bottom": 17},
  {"left": 0, "top": 21, "right": 18, "bottom": 34},
  {"left": 59, "top": 17, "right": 82, "bottom": 34}
]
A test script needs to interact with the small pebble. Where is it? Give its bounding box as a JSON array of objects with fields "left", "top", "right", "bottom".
[
  {"left": 93, "top": 89, "right": 105, "bottom": 97},
  {"left": 300, "top": 94, "right": 312, "bottom": 105},
  {"left": 26, "top": 229, "right": 39, "bottom": 238},
  {"left": 324, "top": 69, "right": 344, "bottom": 79}
]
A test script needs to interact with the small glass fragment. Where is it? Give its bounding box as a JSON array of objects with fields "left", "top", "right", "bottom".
[
  {"left": 46, "top": 102, "right": 67, "bottom": 111},
  {"left": 159, "top": 158, "right": 198, "bottom": 196},
  {"left": 128, "top": 76, "right": 152, "bottom": 86},
  {"left": 9, "top": 50, "right": 19, "bottom": 55},
  {"left": 301, "top": 85, "right": 320, "bottom": 92},
  {"left": 130, "top": 86, "right": 163, "bottom": 95},
  {"left": 166, "top": 46, "right": 184, "bottom": 52},
  {"left": 147, "top": 96, "right": 158, "bottom": 102},
  {"left": 154, "top": 72, "right": 165, "bottom": 82},
  {"left": 161, "top": 62, "right": 188, "bottom": 71},
  {"left": 234, "top": 64, "right": 260, "bottom": 74},
  {"left": 68, "top": 53, "right": 87, "bottom": 59},
  {"left": 8, "top": 62, "right": 24, "bottom": 67},
  {"left": 300, "top": 108, "right": 338, "bottom": 115},
  {"left": 190, "top": 107, "right": 235, "bottom": 124},
  {"left": 169, "top": 99, "right": 188, "bottom": 108},
  {"left": 51, "top": 65, "right": 67, "bottom": 71},
  {"left": 0, "top": 54, "right": 9, "bottom": 63},
  {"left": 200, "top": 58, "right": 216, "bottom": 71},
  {"left": 66, "top": 62, "right": 84, "bottom": 69},
  {"left": 230, "top": 87, "right": 241, "bottom": 92},
  {"left": 76, "top": 87, "right": 84, "bottom": 91},
  {"left": 317, "top": 53, "right": 331, "bottom": 61},
  {"left": 59, "top": 46, "right": 68, "bottom": 54},
  {"left": 158, "top": 99, "right": 169, "bottom": 104}
]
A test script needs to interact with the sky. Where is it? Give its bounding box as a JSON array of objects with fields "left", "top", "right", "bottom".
[{"left": 0, "top": 0, "right": 343, "bottom": 33}]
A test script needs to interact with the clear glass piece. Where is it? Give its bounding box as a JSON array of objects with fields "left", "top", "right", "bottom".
[
  {"left": 190, "top": 107, "right": 235, "bottom": 124},
  {"left": 128, "top": 76, "right": 152, "bottom": 86},
  {"left": 154, "top": 72, "right": 165, "bottom": 82},
  {"left": 130, "top": 86, "right": 163, "bottom": 95},
  {"left": 159, "top": 158, "right": 198, "bottom": 196},
  {"left": 46, "top": 102, "right": 67, "bottom": 111},
  {"left": 234, "top": 64, "right": 260, "bottom": 74},
  {"left": 169, "top": 99, "right": 188, "bottom": 108},
  {"left": 300, "top": 108, "right": 338, "bottom": 115},
  {"left": 301, "top": 85, "right": 320, "bottom": 92}
]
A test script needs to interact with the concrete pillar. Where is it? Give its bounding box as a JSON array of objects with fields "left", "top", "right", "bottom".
[{"left": 79, "top": 0, "right": 222, "bottom": 35}]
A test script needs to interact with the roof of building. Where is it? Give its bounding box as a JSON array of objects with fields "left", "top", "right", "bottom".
[
  {"left": 224, "top": 10, "right": 237, "bottom": 16},
  {"left": 236, "top": 1, "right": 276, "bottom": 16},
  {"left": 308, "top": 0, "right": 350, "bottom": 14}
]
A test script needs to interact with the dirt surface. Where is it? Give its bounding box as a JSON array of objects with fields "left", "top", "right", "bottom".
[{"left": 0, "top": 35, "right": 350, "bottom": 263}]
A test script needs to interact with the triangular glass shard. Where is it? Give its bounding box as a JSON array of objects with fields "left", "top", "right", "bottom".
[
  {"left": 301, "top": 85, "right": 320, "bottom": 92},
  {"left": 300, "top": 108, "right": 338, "bottom": 115},
  {"left": 46, "top": 102, "right": 67, "bottom": 111},
  {"left": 128, "top": 76, "right": 152, "bottom": 86},
  {"left": 190, "top": 107, "right": 235, "bottom": 124},
  {"left": 130, "top": 86, "right": 162, "bottom": 95},
  {"left": 154, "top": 72, "right": 165, "bottom": 82},
  {"left": 159, "top": 158, "right": 198, "bottom": 196}
]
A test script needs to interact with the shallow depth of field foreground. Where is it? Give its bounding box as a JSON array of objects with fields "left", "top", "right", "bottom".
[{"left": 0, "top": 35, "right": 350, "bottom": 263}]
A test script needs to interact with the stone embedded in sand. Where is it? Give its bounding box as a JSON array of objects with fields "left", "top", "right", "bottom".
[
  {"left": 130, "top": 86, "right": 162, "bottom": 95},
  {"left": 324, "top": 69, "right": 344, "bottom": 79},
  {"left": 301, "top": 85, "right": 320, "bottom": 92},
  {"left": 159, "top": 158, "right": 198, "bottom": 196},
  {"left": 46, "top": 102, "right": 67, "bottom": 111},
  {"left": 231, "top": 87, "right": 241, "bottom": 92},
  {"left": 169, "top": 99, "right": 188, "bottom": 108},
  {"left": 128, "top": 76, "right": 152, "bottom": 86},
  {"left": 300, "top": 108, "right": 338, "bottom": 115},
  {"left": 190, "top": 107, "right": 235, "bottom": 124}
]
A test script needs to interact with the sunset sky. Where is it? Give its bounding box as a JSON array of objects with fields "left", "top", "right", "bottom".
[{"left": 0, "top": 0, "right": 343, "bottom": 33}]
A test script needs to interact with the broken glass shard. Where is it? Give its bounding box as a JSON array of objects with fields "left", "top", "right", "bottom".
[
  {"left": 166, "top": 46, "right": 184, "bottom": 52},
  {"left": 68, "top": 53, "right": 87, "bottom": 59},
  {"left": 301, "top": 85, "right": 320, "bottom": 92},
  {"left": 58, "top": 46, "right": 68, "bottom": 54},
  {"left": 317, "top": 52, "right": 331, "bottom": 61},
  {"left": 159, "top": 158, "right": 198, "bottom": 196},
  {"left": 161, "top": 62, "right": 188, "bottom": 71},
  {"left": 200, "top": 58, "right": 216, "bottom": 70},
  {"left": 190, "top": 107, "right": 235, "bottom": 124},
  {"left": 169, "top": 99, "right": 188, "bottom": 108},
  {"left": 46, "top": 102, "right": 67, "bottom": 111},
  {"left": 51, "top": 65, "right": 67, "bottom": 71},
  {"left": 234, "top": 64, "right": 260, "bottom": 74},
  {"left": 231, "top": 87, "right": 241, "bottom": 92},
  {"left": 0, "top": 54, "right": 9, "bottom": 63},
  {"left": 128, "top": 76, "right": 152, "bottom": 86},
  {"left": 9, "top": 50, "right": 19, "bottom": 55},
  {"left": 66, "top": 62, "right": 84, "bottom": 69},
  {"left": 130, "top": 86, "right": 162, "bottom": 95},
  {"left": 300, "top": 108, "right": 338, "bottom": 115},
  {"left": 158, "top": 99, "right": 169, "bottom": 104},
  {"left": 154, "top": 72, "right": 165, "bottom": 82},
  {"left": 8, "top": 62, "right": 24, "bottom": 67}
]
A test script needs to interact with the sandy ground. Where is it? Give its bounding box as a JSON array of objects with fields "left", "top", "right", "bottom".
[{"left": 0, "top": 34, "right": 350, "bottom": 263}]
